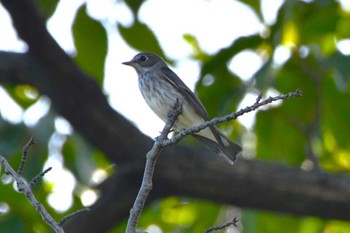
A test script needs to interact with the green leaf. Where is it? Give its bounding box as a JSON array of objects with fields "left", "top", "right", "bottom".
[
  {"left": 255, "top": 211, "right": 302, "bottom": 233},
  {"left": 138, "top": 197, "right": 220, "bottom": 233},
  {"left": 118, "top": 21, "right": 166, "bottom": 59},
  {"left": 324, "top": 220, "right": 350, "bottom": 233},
  {"left": 123, "top": 0, "right": 144, "bottom": 14},
  {"left": 183, "top": 34, "right": 209, "bottom": 61},
  {"left": 325, "top": 52, "right": 350, "bottom": 87},
  {"left": 255, "top": 107, "right": 306, "bottom": 165},
  {"left": 299, "top": 217, "right": 325, "bottom": 233},
  {"left": 0, "top": 120, "right": 29, "bottom": 158},
  {"left": 295, "top": 0, "right": 339, "bottom": 44},
  {"left": 73, "top": 5, "right": 107, "bottom": 86},
  {"left": 0, "top": 184, "right": 52, "bottom": 233},
  {"left": 275, "top": 53, "right": 319, "bottom": 124},
  {"left": 0, "top": 215, "right": 24, "bottom": 233},
  {"left": 197, "top": 67, "right": 245, "bottom": 117},
  {"left": 254, "top": 54, "right": 316, "bottom": 165},
  {"left": 322, "top": 77, "right": 350, "bottom": 151},
  {"left": 243, "top": 210, "right": 327, "bottom": 233},
  {"left": 35, "top": 0, "right": 59, "bottom": 18},
  {"left": 4, "top": 85, "right": 39, "bottom": 109},
  {"left": 336, "top": 17, "right": 350, "bottom": 39}
]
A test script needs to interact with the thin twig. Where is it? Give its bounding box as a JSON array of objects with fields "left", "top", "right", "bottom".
[
  {"left": 59, "top": 208, "right": 91, "bottom": 226},
  {"left": 162, "top": 89, "right": 302, "bottom": 147},
  {"left": 254, "top": 92, "right": 263, "bottom": 105},
  {"left": 205, "top": 217, "right": 239, "bottom": 233},
  {"left": 18, "top": 136, "right": 36, "bottom": 175},
  {"left": 1, "top": 138, "right": 91, "bottom": 233},
  {"left": 30, "top": 167, "right": 52, "bottom": 187},
  {"left": 0, "top": 155, "right": 64, "bottom": 233},
  {"left": 125, "top": 100, "right": 183, "bottom": 233}
]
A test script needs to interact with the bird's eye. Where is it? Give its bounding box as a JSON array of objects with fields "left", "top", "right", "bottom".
[{"left": 139, "top": 55, "right": 147, "bottom": 62}]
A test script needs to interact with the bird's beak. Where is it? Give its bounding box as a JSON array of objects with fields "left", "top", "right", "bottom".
[{"left": 122, "top": 60, "right": 133, "bottom": 66}]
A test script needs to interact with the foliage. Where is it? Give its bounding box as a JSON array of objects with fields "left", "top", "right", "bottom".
[
  {"left": 1, "top": 0, "right": 350, "bottom": 232},
  {"left": 73, "top": 5, "right": 107, "bottom": 86}
]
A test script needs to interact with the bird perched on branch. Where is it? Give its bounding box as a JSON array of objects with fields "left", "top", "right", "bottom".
[{"left": 123, "top": 52, "right": 242, "bottom": 164}]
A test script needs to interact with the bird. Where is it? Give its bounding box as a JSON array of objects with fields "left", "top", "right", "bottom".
[{"left": 122, "top": 52, "right": 242, "bottom": 164}]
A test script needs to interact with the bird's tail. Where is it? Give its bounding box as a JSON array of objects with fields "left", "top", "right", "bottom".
[{"left": 192, "top": 128, "right": 242, "bottom": 165}]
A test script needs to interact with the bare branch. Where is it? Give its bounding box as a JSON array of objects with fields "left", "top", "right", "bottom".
[
  {"left": 59, "top": 208, "right": 91, "bottom": 226},
  {"left": 205, "top": 217, "right": 239, "bottom": 233},
  {"left": 0, "top": 155, "right": 64, "bottom": 233},
  {"left": 125, "top": 101, "right": 183, "bottom": 233},
  {"left": 18, "top": 136, "right": 36, "bottom": 175},
  {"left": 254, "top": 92, "right": 263, "bottom": 105},
  {"left": 0, "top": 138, "right": 92, "bottom": 233},
  {"left": 163, "top": 89, "right": 302, "bottom": 147},
  {"left": 30, "top": 167, "right": 52, "bottom": 187}
]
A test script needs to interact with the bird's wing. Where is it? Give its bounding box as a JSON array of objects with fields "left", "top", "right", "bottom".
[
  {"left": 162, "top": 67, "right": 231, "bottom": 151},
  {"left": 162, "top": 67, "right": 210, "bottom": 120}
]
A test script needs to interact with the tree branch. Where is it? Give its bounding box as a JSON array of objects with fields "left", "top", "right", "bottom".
[
  {"left": 0, "top": 138, "right": 90, "bottom": 233},
  {"left": 0, "top": 52, "right": 37, "bottom": 85},
  {"left": 162, "top": 89, "right": 302, "bottom": 147},
  {"left": 0, "top": 138, "right": 66, "bottom": 233},
  {"left": 205, "top": 217, "right": 239, "bottom": 233},
  {"left": 126, "top": 101, "right": 182, "bottom": 233},
  {"left": 0, "top": 155, "right": 64, "bottom": 233}
]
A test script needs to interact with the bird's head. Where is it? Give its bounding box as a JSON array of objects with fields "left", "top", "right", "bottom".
[{"left": 122, "top": 52, "right": 166, "bottom": 74}]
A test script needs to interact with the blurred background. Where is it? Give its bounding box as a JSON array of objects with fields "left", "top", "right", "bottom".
[{"left": 1, "top": 0, "right": 350, "bottom": 232}]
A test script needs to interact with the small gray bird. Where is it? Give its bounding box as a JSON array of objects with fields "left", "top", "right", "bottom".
[{"left": 123, "top": 52, "right": 242, "bottom": 164}]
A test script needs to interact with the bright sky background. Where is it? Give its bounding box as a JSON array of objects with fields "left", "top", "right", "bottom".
[{"left": 3, "top": 0, "right": 350, "bottom": 221}]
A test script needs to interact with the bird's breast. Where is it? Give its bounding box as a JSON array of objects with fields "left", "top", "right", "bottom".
[
  {"left": 138, "top": 73, "right": 205, "bottom": 130},
  {"left": 139, "top": 73, "right": 179, "bottom": 121}
]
